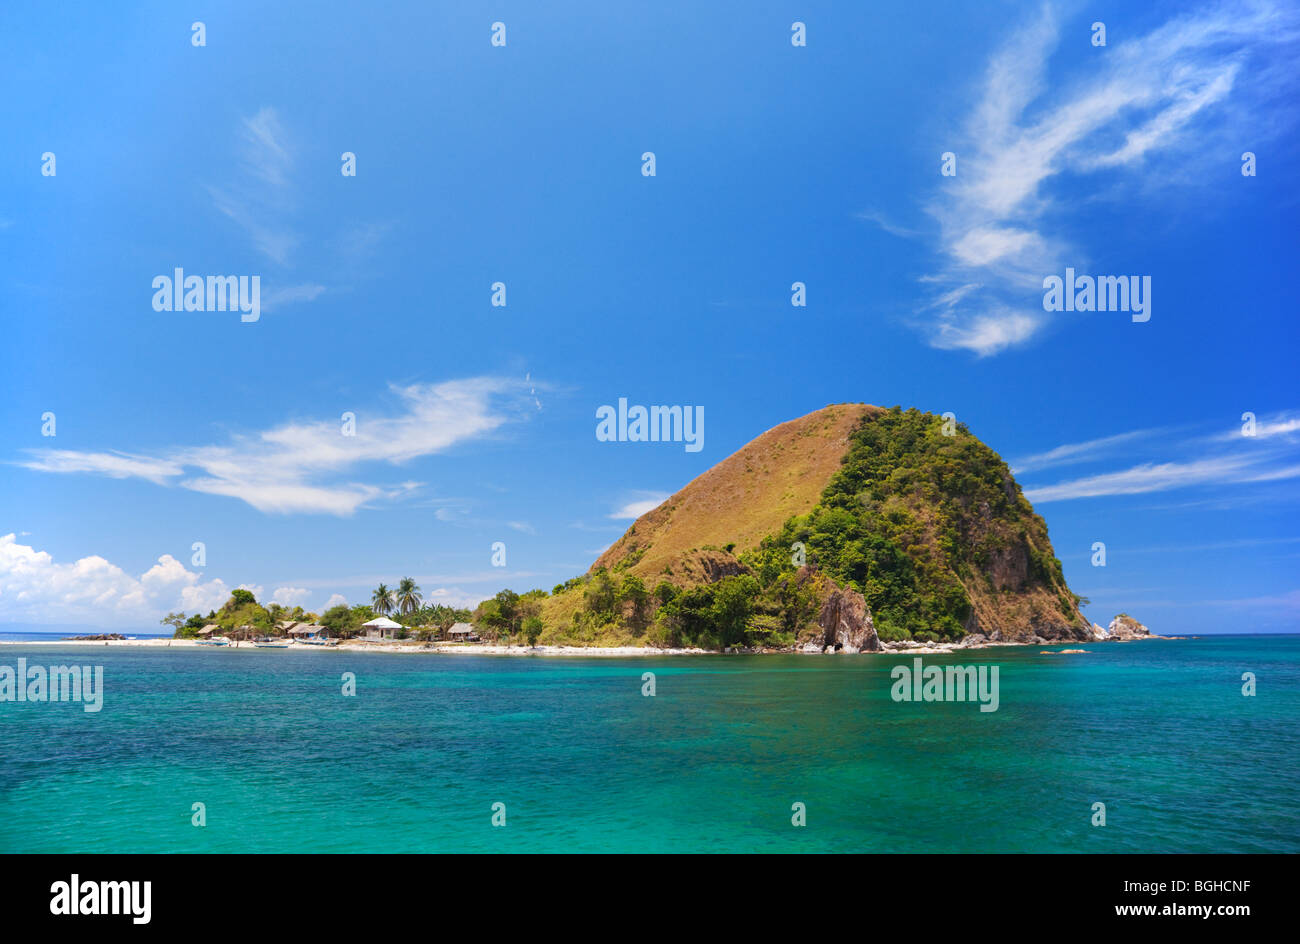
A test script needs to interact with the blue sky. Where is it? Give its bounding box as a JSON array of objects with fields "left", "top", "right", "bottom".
[{"left": 2, "top": 1, "right": 1297, "bottom": 633}]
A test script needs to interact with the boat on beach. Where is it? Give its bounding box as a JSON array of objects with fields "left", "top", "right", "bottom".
[
  {"left": 196, "top": 637, "right": 231, "bottom": 647},
  {"left": 253, "top": 637, "right": 290, "bottom": 648}
]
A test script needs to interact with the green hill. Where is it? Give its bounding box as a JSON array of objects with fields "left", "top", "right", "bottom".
[{"left": 488, "top": 404, "right": 1091, "bottom": 649}]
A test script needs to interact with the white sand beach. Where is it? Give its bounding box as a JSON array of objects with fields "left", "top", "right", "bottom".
[{"left": 0, "top": 636, "right": 1165, "bottom": 655}]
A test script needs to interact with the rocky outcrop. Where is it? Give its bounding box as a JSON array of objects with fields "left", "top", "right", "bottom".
[
  {"left": 817, "top": 587, "right": 881, "bottom": 653},
  {"left": 1104, "top": 613, "right": 1150, "bottom": 641},
  {"left": 675, "top": 549, "right": 746, "bottom": 585}
]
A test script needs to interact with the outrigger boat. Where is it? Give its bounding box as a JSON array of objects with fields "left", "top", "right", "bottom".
[
  {"left": 294, "top": 636, "right": 336, "bottom": 647},
  {"left": 196, "top": 637, "right": 231, "bottom": 647},
  {"left": 253, "top": 637, "right": 290, "bottom": 648}
]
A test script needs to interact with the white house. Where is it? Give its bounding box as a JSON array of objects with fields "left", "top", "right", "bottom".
[{"left": 362, "top": 616, "right": 404, "bottom": 640}]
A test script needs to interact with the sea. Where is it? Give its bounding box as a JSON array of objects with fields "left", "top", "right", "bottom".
[{"left": 0, "top": 634, "right": 1295, "bottom": 853}]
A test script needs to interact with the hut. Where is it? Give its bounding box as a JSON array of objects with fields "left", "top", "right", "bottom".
[{"left": 447, "top": 622, "right": 479, "bottom": 643}]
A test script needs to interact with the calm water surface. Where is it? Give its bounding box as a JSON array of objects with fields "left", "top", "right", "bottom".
[{"left": 1, "top": 635, "right": 1295, "bottom": 852}]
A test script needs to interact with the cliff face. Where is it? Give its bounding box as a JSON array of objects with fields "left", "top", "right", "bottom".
[
  {"left": 816, "top": 587, "right": 881, "bottom": 652},
  {"left": 759, "top": 406, "right": 1093, "bottom": 642},
  {"left": 564, "top": 404, "right": 1092, "bottom": 645}
]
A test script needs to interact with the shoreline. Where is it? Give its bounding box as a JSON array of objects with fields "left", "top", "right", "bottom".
[{"left": 0, "top": 636, "right": 1177, "bottom": 656}]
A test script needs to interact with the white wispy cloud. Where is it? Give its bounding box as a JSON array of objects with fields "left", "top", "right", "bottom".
[
  {"left": 1021, "top": 410, "right": 1300, "bottom": 502},
  {"left": 207, "top": 107, "right": 298, "bottom": 265},
  {"left": 609, "top": 492, "right": 670, "bottom": 520},
  {"left": 16, "top": 377, "right": 535, "bottom": 515},
  {"left": 1011, "top": 427, "right": 1165, "bottom": 474},
  {"left": 261, "top": 283, "right": 326, "bottom": 311},
  {"left": 1209, "top": 410, "right": 1300, "bottom": 442},
  {"left": 855, "top": 209, "right": 919, "bottom": 238},
  {"left": 919, "top": 1, "right": 1298, "bottom": 355},
  {"left": 205, "top": 109, "right": 387, "bottom": 304},
  {"left": 21, "top": 450, "right": 184, "bottom": 485}
]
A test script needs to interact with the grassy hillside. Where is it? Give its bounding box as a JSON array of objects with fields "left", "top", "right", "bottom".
[
  {"left": 507, "top": 404, "right": 1089, "bottom": 649},
  {"left": 592, "top": 403, "right": 876, "bottom": 580}
]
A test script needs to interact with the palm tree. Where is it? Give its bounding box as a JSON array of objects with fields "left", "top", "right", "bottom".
[
  {"left": 371, "top": 583, "right": 395, "bottom": 616},
  {"left": 396, "top": 577, "right": 423, "bottom": 615}
]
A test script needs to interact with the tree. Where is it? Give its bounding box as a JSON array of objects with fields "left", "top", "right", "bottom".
[
  {"left": 160, "top": 612, "right": 186, "bottom": 631},
  {"left": 314, "top": 604, "right": 369, "bottom": 639},
  {"left": 473, "top": 598, "right": 504, "bottom": 640},
  {"left": 620, "top": 574, "right": 650, "bottom": 630},
  {"left": 523, "top": 615, "right": 544, "bottom": 648},
  {"left": 583, "top": 570, "right": 618, "bottom": 624},
  {"left": 372, "top": 583, "right": 395, "bottom": 616},
  {"left": 712, "top": 575, "right": 760, "bottom": 649},
  {"left": 228, "top": 589, "right": 257, "bottom": 608},
  {"left": 396, "top": 577, "right": 423, "bottom": 615},
  {"left": 494, "top": 589, "right": 520, "bottom": 632}
]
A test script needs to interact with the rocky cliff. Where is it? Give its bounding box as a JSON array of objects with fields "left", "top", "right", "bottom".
[{"left": 1100, "top": 613, "right": 1151, "bottom": 640}]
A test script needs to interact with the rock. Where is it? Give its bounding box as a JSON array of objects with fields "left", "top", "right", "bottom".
[
  {"left": 1105, "top": 613, "right": 1150, "bottom": 641},
  {"left": 817, "top": 587, "right": 881, "bottom": 653},
  {"left": 1090, "top": 622, "right": 1109, "bottom": 640}
]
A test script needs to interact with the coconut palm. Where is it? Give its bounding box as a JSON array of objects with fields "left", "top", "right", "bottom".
[
  {"left": 371, "top": 583, "right": 395, "bottom": 616},
  {"left": 396, "top": 577, "right": 423, "bottom": 615}
]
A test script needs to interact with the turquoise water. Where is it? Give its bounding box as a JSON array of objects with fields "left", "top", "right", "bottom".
[{"left": 1, "top": 636, "right": 1296, "bottom": 852}]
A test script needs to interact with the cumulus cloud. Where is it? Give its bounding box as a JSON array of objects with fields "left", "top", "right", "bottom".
[
  {"left": 0, "top": 534, "right": 230, "bottom": 627},
  {"left": 270, "top": 587, "right": 310, "bottom": 607}
]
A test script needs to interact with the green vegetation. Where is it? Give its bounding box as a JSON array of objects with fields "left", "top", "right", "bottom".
[
  {"left": 319, "top": 604, "right": 374, "bottom": 639},
  {"left": 166, "top": 407, "right": 1081, "bottom": 651},
  {"left": 371, "top": 583, "right": 395, "bottom": 615},
  {"left": 756, "top": 407, "right": 1077, "bottom": 640},
  {"left": 164, "top": 590, "right": 316, "bottom": 640},
  {"left": 473, "top": 588, "right": 547, "bottom": 641},
  {"left": 166, "top": 581, "right": 471, "bottom": 642},
  {"left": 493, "top": 406, "right": 1082, "bottom": 649}
]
